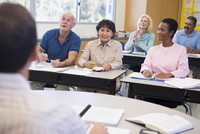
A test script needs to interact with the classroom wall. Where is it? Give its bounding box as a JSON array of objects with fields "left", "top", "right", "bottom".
[{"left": 36, "top": 0, "right": 126, "bottom": 38}]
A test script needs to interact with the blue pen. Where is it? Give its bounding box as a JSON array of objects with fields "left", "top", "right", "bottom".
[{"left": 40, "top": 49, "right": 49, "bottom": 61}]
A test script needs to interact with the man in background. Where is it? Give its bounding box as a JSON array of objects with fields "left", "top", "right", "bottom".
[
  {"left": 173, "top": 16, "right": 200, "bottom": 78},
  {"left": 0, "top": 3, "right": 107, "bottom": 134},
  {"left": 30, "top": 11, "right": 81, "bottom": 90}
]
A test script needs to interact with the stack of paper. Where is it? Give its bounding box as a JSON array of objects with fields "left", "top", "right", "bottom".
[
  {"left": 131, "top": 52, "right": 146, "bottom": 55},
  {"left": 123, "top": 51, "right": 131, "bottom": 54},
  {"left": 31, "top": 62, "right": 68, "bottom": 72},
  {"left": 70, "top": 105, "right": 124, "bottom": 126},
  {"left": 164, "top": 78, "right": 200, "bottom": 89},
  {"left": 187, "top": 53, "right": 200, "bottom": 58}
]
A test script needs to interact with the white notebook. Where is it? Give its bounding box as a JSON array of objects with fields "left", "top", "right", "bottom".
[
  {"left": 164, "top": 78, "right": 200, "bottom": 89},
  {"left": 126, "top": 113, "right": 193, "bottom": 134},
  {"left": 70, "top": 105, "right": 124, "bottom": 126}
]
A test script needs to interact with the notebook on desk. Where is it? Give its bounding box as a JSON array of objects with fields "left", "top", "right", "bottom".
[{"left": 70, "top": 105, "right": 124, "bottom": 126}]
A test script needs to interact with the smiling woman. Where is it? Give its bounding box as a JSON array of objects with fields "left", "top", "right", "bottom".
[
  {"left": 78, "top": 19, "right": 123, "bottom": 93},
  {"left": 140, "top": 18, "right": 189, "bottom": 108}
]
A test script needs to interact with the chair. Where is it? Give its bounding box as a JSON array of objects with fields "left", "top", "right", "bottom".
[
  {"left": 116, "top": 41, "right": 129, "bottom": 96},
  {"left": 44, "top": 83, "right": 77, "bottom": 91},
  {"left": 178, "top": 102, "right": 192, "bottom": 115}
]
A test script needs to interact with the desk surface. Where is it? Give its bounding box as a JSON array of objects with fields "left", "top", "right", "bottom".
[
  {"left": 29, "top": 61, "right": 125, "bottom": 80},
  {"left": 29, "top": 61, "right": 125, "bottom": 94},
  {"left": 121, "top": 76, "right": 200, "bottom": 103},
  {"left": 33, "top": 91, "right": 200, "bottom": 134}
]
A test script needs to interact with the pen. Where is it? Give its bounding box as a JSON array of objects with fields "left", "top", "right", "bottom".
[
  {"left": 40, "top": 49, "right": 49, "bottom": 61},
  {"left": 153, "top": 71, "right": 156, "bottom": 74},
  {"left": 148, "top": 71, "right": 157, "bottom": 77},
  {"left": 79, "top": 104, "right": 91, "bottom": 117}
]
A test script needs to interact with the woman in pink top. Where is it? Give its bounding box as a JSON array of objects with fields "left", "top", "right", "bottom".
[
  {"left": 140, "top": 18, "right": 189, "bottom": 108},
  {"left": 141, "top": 19, "right": 189, "bottom": 79}
]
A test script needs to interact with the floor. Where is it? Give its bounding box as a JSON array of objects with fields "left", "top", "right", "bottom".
[{"left": 44, "top": 70, "right": 200, "bottom": 121}]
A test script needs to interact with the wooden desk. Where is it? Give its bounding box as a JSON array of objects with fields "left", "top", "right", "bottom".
[
  {"left": 123, "top": 53, "right": 200, "bottom": 67},
  {"left": 34, "top": 91, "right": 200, "bottom": 134},
  {"left": 29, "top": 61, "right": 125, "bottom": 95},
  {"left": 121, "top": 76, "right": 200, "bottom": 103}
]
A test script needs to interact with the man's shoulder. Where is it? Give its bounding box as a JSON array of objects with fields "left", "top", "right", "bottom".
[
  {"left": 70, "top": 30, "right": 81, "bottom": 40},
  {"left": 46, "top": 28, "right": 59, "bottom": 35}
]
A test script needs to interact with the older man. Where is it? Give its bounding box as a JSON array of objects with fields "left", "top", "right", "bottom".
[
  {"left": 0, "top": 3, "right": 107, "bottom": 134},
  {"left": 30, "top": 12, "right": 81, "bottom": 90},
  {"left": 173, "top": 16, "right": 200, "bottom": 78}
]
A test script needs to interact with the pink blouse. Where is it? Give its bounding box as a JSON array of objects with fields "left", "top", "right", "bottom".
[{"left": 141, "top": 43, "right": 189, "bottom": 78}]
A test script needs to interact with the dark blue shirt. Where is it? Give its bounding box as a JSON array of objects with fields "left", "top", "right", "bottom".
[{"left": 40, "top": 29, "right": 81, "bottom": 62}]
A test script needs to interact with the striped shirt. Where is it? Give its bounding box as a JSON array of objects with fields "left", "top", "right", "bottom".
[
  {"left": 78, "top": 39, "right": 123, "bottom": 70},
  {"left": 0, "top": 73, "right": 85, "bottom": 134}
]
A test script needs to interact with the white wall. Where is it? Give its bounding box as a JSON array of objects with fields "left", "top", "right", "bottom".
[{"left": 36, "top": 0, "right": 126, "bottom": 38}]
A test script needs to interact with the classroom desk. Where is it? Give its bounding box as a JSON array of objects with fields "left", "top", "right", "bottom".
[
  {"left": 29, "top": 61, "right": 125, "bottom": 95},
  {"left": 121, "top": 76, "right": 200, "bottom": 103},
  {"left": 122, "top": 53, "right": 200, "bottom": 67},
  {"left": 33, "top": 90, "right": 200, "bottom": 134}
]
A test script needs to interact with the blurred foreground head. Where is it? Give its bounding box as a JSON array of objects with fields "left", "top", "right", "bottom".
[{"left": 0, "top": 3, "right": 37, "bottom": 73}]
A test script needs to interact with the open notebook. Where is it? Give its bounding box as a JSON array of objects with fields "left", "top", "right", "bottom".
[{"left": 70, "top": 105, "right": 124, "bottom": 126}]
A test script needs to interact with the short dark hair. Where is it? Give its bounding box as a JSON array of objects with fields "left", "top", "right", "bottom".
[
  {"left": 0, "top": 3, "right": 37, "bottom": 73},
  {"left": 186, "top": 16, "right": 197, "bottom": 26},
  {"left": 161, "top": 18, "right": 178, "bottom": 38},
  {"left": 96, "top": 19, "right": 116, "bottom": 38}
]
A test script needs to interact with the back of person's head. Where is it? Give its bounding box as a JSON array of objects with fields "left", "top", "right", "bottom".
[
  {"left": 96, "top": 19, "right": 116, "bottom": 38},
  {"left": 161, "top": 18, "right": 178, "bottom": 38},
  {"left": 0, "top": 3, "right": 37, "bottom": 73},
  {"left": 137, "top": 14, "right": 153, "bottom": 32},
  {"left": 186, "top": 16, "right": 197, "bottom": 26}
]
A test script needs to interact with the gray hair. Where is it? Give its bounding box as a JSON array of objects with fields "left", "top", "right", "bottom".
[{"left": 60, "top": 12, "right": 76, "bottom": 24}]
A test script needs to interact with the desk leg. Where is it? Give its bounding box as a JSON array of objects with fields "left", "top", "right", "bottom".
[
  {"left": 108, "top": 80, "right": 116, "bottom": 95},
  {"left": 128, "top": 83, "right": 135, "bottom": 98}
]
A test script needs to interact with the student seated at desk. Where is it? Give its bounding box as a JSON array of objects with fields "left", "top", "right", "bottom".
[
  {"left": 0, "top": 3, "right": 108, "bottom": 134},
  {"left": 124, "top": 14, "right": 155, "bottom": 72},
  {"left": 173, "top": 16, "right": 200, "bottom": 79},
  {"left": 140, "top": 18, "right": 189, "bottom": 108},
  {"left": 30, "top": 11, "right": 81, "bottom": 91},
  {"left": 78, "top": 19, "right": 123, "bottom": 94}
]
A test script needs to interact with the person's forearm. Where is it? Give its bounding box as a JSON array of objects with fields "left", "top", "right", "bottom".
[
  {"left": 193, "top": 49, "right": 200, "bottom": 54},
  {"left": 61, "top": 58, "right": 76, "bottom": 67}
]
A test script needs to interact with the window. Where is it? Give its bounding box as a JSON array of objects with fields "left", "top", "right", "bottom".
[
  {"left": 1, "top": 0, "right": 116, "bottom": 23},
  {"left": 1, "top": 0, "right": 30, "bottom": 10}
]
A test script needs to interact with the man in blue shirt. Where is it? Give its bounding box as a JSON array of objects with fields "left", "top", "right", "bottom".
[
  {"left": 173, "top": 16, "right": 200, "bottom": 54},
  {"left": 30, "top": 12, "right": 81, "bottom": 90},
  {"left": 173, "top": 16, "right": 200, "bottom": 78}
]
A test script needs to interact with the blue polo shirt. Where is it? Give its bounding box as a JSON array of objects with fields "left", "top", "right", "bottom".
[
  {"left": 173, "top": 29, "right": 200, "bottom": 50},
  {"left": 40, "top": 29, "right": 81, "bottom": 62}
]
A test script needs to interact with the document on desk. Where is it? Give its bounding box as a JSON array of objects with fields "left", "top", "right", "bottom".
[
  {"left": 129, "top": 72, "right": 165, "bottom": 82},
  {"left": 126, "top": 113, "right": 193, "bottom": 134},
  {"left": 62, "top": 69, "right": 92, "bottom": 75},
  {"left": 70, "top": 105, "right": 124, "bottom": 126},
  {"left": 31, "top": 62, "right": 68, "bottom": 72},
  {"left": 164, "top": 78, "right": 200, "bottom": 89},
  {"left": 187, "top": 53, "right": 200, "bottom": 58},
  {"left": 86, "top": 124, "right": 131, "bottom": 134},
  {"left": 131, "top": 51, "right": 146, "bottom": 55}
]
